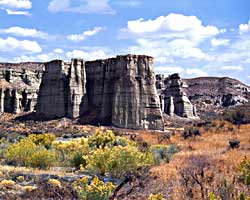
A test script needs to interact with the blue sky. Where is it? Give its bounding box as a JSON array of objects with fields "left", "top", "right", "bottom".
[{"left": 0, "top": 0, "right": 250, "bottom": 84}]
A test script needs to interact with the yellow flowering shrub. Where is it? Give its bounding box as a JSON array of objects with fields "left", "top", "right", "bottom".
[
  {"left": 84, "top": 145, "right": 154, "bottom": 178},
  {"left": 88, "top": 130, "right": 136, "bottom": 149},
  {"left": 5, "top": 138, "right": 56, "bottom": 169},
  {"left": 28, "top": 133, "right": 56, "bottom": 149},
  {"left": 88, "top": 130, "right": 116, "bottom": 148},
  {"left": 0, "top": 179, "right": 16, "bottom": 189},
  {"left": 16, "top": 176, "right": 25, "bottom": 182},
  {"left": 26, "top": 148, "right": 56, "bottom": 169},
  {"left": 73, "top": 176, "right": 116, "bottom": 200},
  {"left": 53, "top": 138, "right": 89, "bottom": 168},
  {"left": 48, "top": 179, "right": 62, "bottom": 188},
  {"left": 239, "top": 157, "right": 250, "bottom": 185},
  {"left": 23, "top": 185, "right": 37, "bottom": 192},
  {"left": 148, "top": 193, "right": 165, "bottom": 200}
]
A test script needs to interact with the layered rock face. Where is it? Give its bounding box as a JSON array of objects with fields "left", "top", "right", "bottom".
[
  {"left": 182, "top": 77, "right": 250, "bottom": 113},
  {"left": 36, "top": 59, "right": 87, "bottom": 119},
  {"left": 36, "top": 55, "right": 164, "bottom": 130},
  {"left": 0, "top": 63, "right": 43, "bottom": 114},
  {"left": 156, "top": 74, "right": 250, "bottom": 117},
  {"left": 156, "top": 73, "right": 198, "bottom": 118}
]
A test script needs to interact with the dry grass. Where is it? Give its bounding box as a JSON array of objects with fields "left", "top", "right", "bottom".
[
  {"left": 0, "top": 165, "right": 72, "bottom": 177},
  {"left": 139, "top": 121, "right": 250, "bottom": 181}
]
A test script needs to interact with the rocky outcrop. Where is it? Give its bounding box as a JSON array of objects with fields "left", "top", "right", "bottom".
[
  {"left": 36, "top": 55, "right": 164, "bottom": 130},
  {"left": 0, "top": 63, "right": 43, "bottom": 114},
  {"left": 182, "top": 77, "right": 250, "bottom": 113},
  {"left": 156, "top": 73, "right": 198, "bottom": 118},
  {"left": 156, "top": 74, "right": 250, "bottom": 117},
  {"left": 36, "top": 59, "right": 88, "bottom": 119}
]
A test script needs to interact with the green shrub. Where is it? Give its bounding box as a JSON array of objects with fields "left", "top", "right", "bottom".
[
  {"left": 28, "top": 133, "right": 56, "bottom": 149},
  {"left": 88, "top": 130, "right": 116, "bottom": 149},
  {"left": 182, "top": 127, "right": 201, "bottom": 139},
  {"left": 208, "top": 192, "right": 221, "bottom": 200},
  {"left": 150, "top": 144, "right": 180, "bottom": 165},
  {"left": 26, "top": 148, "right": 56, "bottom": 169},
  {"left": 5, "top": 138, "right": 56, "bottom": 169},
  {"left": 71, "top": 152, "right": 86, "bottom": 169},
  {"left": 52, "top": 138, "right": 89, "bottom": 167},
  {"left": 239, "top": 157, "right": 250, "bottom": 185},
  {"left": 73, "top": 176, "right": 116, "bottom": 200},
  {"left": 84, "top": 146, "right": 154, "bottom": 178}
]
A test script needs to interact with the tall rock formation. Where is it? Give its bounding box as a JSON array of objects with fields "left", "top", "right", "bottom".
[
  {"left": 36, "top": 55, "right": 164, "bottom": 130},
  {"left": 156, "top": 73, "right": 198, "bottom": 119},
  {"left": 36, "top": 59, "right": 88, "bottom": 119},
  {"left": 0, "top": 63, "right": 43, "bottom": 114},
  {"left": 85, "top": 55, "right": 164, "bottom": 130}
]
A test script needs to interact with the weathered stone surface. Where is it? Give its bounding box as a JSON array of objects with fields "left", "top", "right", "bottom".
[
  {"left": 36, "top": 55, "right": 164, "bottom": 130},
  {"left": 85, "top": 55, "right": 163, "bottom": 130},
  {"left": 68, "top": 59, "right": 88, "bottom": 118},
  {"left": 156, "top": 73, "right": 198, "bottom": 119},
  {"left": 182, "top": 77, "right": 250, "bottom": 114},
  {"left": 36, "top": 59, "right": 88, "bottom": 119},
  {"left": 0, "top": 63, "right": 43, "bottom": 114}
]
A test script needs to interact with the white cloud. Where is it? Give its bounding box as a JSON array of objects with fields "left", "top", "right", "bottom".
[
  {"left": 0, "top": 0, "right": 31, "bottom": 9},
  {"left": 211, "top": 38, "right": 229, "bottom": 47},
  {"left": 121, "top": 13, "right": 219, "bottom": 44},
  {"left": 66, "top": 49, "right": 108, "bottom": 60},
  {"left": 53, "top": 48, "right": 64, "bottom": 54},
  {"left": 0, "top": 37, "right": 42, "bottom": 53},
  {"left": 48, "top": 0, "right": 115, "bottom": 14},
  {"left": 0, "top": 0, "right": 31, "bottom": 15},
  {"left": 221, "top": 65, "right": 243, "bottom": 71},
  {"left": 239, "top": 20, "right": 250, "bottom": 34},
  {"left": 0, "top": 27, "right": 48, "bottom": 39},
  {"left": 5, "top": 8, "right": 30, "bottom": 15},
  {"left": 67, "top": 27, "right": 103, "bottom": 42},
  {"left": 120, "top": 13, "right": 219, "bottom": 68},
  {"left": 186, "top": 68, "right": 208, "bottom": 77}
]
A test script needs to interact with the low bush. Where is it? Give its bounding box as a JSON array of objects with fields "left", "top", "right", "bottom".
[
  {"left": 52, "top": 138, "right": 89, "bottom": 168},
  {"left": 84, "top": 145, "right": 154, "bottom": 178},
  {"left": 223, "top": 106, "right": 250, "bottom": 128},
  {"left": 73, "top": 176, "right": 116, "bottom": 200},
  {"left": 0, "top": 179, "right": 16, "bottom": 189},
  {"left": 5, "top": 138, "right": 56, "bottom": 169},
  {"left": 88, "top": 130, "right": 116, "bottom": 149},
  {"left": 239, "top": 157, "right": 250, "bottom": 185},
  {"left": 229, "top": 139, "right": 240, "bottom": 149},
  {"left": 182, "top": 127, "right": 201, "bottom": 139},
  {"left": 28, "top": 133, "right": 56, "bottom": 149},
  {"left": 150, "top": 144, "right": 180, "bottom": 165}
]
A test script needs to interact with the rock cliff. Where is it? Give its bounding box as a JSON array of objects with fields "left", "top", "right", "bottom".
[
  {"left": 156, "top": 74, "right": 250, "bottom": 117},
  {"left": 183, "top": 77, "right": 250, "bottom": 113},
  {"left": 36, "top": 59, "right": 87, "bottom": 119},
  {"left": 0, "top": 63, "right": 43, "bottom": 114},
  {"left": 156, "top": 73, "right": 198, "bottom": 118},
  {"left": 36, "top": 55, "right": 164, "bottom": 130}
]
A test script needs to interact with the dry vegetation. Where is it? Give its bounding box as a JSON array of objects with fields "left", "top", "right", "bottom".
[{"left": 0, "top": 112, "right": 249, "bottom": 199}]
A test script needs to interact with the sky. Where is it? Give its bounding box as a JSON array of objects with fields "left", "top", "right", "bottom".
[{"left": 0, "top": 0, "right": 250, "bottom": 84}]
